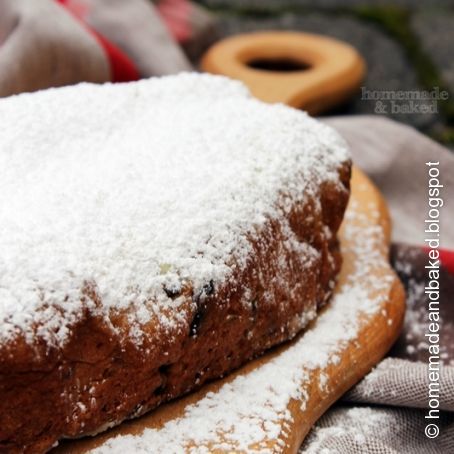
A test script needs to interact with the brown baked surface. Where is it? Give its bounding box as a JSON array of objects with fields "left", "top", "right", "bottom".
[
  {"left": 0, "top": 161, "right": 350, "bottom": 453},
  {"left": 55, "top": 167, "right": 404, "bottom": 454}
]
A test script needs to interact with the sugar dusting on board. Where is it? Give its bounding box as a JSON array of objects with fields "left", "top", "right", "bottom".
[
  {"left": 0, "top": 73, "right": 349, "bottom": 347},
  {"left": 89, "top": 192, "right": 394, "bottom": 453}
]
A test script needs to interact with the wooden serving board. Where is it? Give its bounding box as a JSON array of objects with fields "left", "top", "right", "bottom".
[{"left": 57, "top": 167, "right": 405, "bottom": 453}]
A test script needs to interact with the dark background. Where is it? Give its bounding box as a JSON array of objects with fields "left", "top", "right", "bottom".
[{"left": 195, "top": 0, "right": 454, "bottom": 149}]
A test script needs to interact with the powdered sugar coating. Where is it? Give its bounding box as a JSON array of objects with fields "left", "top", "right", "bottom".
[
  {"left": 88, "top": 183, "right": 393, "bottom": 453},
  {"left": 0, "top": 73, "right": 349, "bottom": 347}
]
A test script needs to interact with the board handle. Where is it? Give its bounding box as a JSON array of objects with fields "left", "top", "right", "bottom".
[{"left": 202, "top": 31, "right": 366, "bottom": 115}]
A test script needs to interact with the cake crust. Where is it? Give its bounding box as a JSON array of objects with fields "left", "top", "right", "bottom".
[
  {"left": 0, "top": 75, "right": 351, "bottom": 453},
  {"left": 0, "top": 168, "right": 349, "bottom": 453}
]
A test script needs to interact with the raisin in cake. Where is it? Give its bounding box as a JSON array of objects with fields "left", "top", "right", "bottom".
[{"left": 0, "top": 74, "right": 351, "bottom": 453}]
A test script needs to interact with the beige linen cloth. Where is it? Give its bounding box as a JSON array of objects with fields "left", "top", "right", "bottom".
[
  {"left": 0, "top": 0, "right": 192, "bottom": 97},
  {"left": 0, "top": 0, "right": 111, "bottom": 96},
  {"left": 298, "top": 116, "right": 454, "bottom": 453}
]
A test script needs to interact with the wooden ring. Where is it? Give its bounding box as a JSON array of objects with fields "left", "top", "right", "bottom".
[{"left": 202, "top": 31, "right": 366, "bottom": 114}]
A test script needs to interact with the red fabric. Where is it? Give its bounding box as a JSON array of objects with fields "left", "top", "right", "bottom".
[
  {"left": 423, "top": 246, "right": 454, "bottom": 276},
  {"left": 88, "top": 30, "right": 140, "bottom": 83},
  {"left": 157, "top": 0, "right": 192, "bottom": 43},
  {"left": 56, "top": 0, "right": 139, "bottom": 82},
  {"left": 56, "top": 0, "right": 89, "bottom": 17}
]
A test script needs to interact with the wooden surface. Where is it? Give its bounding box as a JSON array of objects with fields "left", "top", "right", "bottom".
[
  {"left": 279, "top": 167, "right": 406, "bottom": 452},
  {"left": 57, "top": 167, "right": 405, "bottom": 453},
  {"left": 201, "top": 32, "right": 365, "bottom": 114}
]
